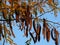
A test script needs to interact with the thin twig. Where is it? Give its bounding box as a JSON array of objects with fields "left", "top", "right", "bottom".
[{"left": 39, "top": 18, "right": 60, "bottom": 26}]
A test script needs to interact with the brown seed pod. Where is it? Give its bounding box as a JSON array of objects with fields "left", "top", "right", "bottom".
[
  {"left": 37, "top": 24, "right": 41, "bottom": 42},
  {"left": 0, "top": 24, "right": 2, "bottom": 34},
  {"left": 54, "top": 28, "right": 59, "bottom": 45},
  {"left": 2, "top": 9, "right": 8, "bottom": 19},
  {"left": 15, "top": 9, "right": 20, "bottom": 22},
  {"left": 51, "top": 28, "right": 59, "bottom": 45},
  {"left": 29, "top": 19, "right": 32, "bottom": 31},
  {"left": 46, "top": 26, "right": 50, "bottom": 42},
  {"left": 24, "top": 26, "right": 28, "bottom": 37},
  {"left": 42, "top": 28, "right": 46, "bottom": 39},
  {"left": 33, "top": 20, "right": 41, "bottom": 42},
  {"left": 33, "top": 20, "right": 36, "bottom": 32},
  {"left": 0, "top": 24, "right": 2, "bottom": 40},
  {"left": 42, "top": 19, "right": 46, "bottom": 39},
  {"left": 8, "top": 15, "right": 15, "bottom": 38},
  {"left": 29, "top": 32, "right": 37, "bottom": 43}
]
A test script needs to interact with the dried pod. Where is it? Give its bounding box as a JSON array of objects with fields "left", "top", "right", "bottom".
[
  {"left": 51, "top": 28, "right": 56, "bottom": 40},
  {"left": 2, "top": 9, "right": 8, "bottom": 19},
  {"left": 54, "top": 28, "right": 59, "bottom": 45},
  {"left": 37, "top": 24, "right": 41, "bottom": 42},
  {"left": 29, "top": 32, "right": 37, "bottom": 43},
  {"left": 24, "top": 27, "right": 28, "bottom": 37},
  {"left": 43, "top": 18, "right": 46, "bottom": 28},
  {"left": 15, "top": 9, "right": 20, "bottom": 22},
  {"left": 54, "top": 28, "right": 59, "bottom": 37},
  {"left": 0, "top": 24, "right": 2, "bottom": 34},
  {"left": 29, "top": 19, "right": 32, "bottom": 31},
  {"left": 33, "top": 20, "right": 36, "bottom": 32},
  {"left": 9, "top": 15, "right": 15, "bottom": 38},
  {"left": 42, "top": 19, "right": 46, "bottom": 39},
  {"left": 10, "top": 25, "right": 15, "bottom": 38},
  {"left": 20, "top": 22, "right": 24, "bottom": 31},
  {"left": 33, "top": 20, "right": 41, "bottom": 42},
  {"left": 0, "top": 24, "right": 2, "bottom": 40},
  {"left": 46, "top": 26, "right": 50, "bottom": 42},
  {"left": 51, "top": 28, "right": 59, "bottom": 45},
  {"left": 42, "top": 28, "right": 46, "bottom": 39}
]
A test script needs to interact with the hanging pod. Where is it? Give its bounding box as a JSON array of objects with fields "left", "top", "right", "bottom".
[
  {"left": 37, "top": 23, "right": 41, "bottom": 42},
  {"left": 15, "top": 9, "right": 20, "bottom": 22},
  {"left": 54, "top": 28, "right": 59, "bottom": 45},
  {"left": 0, "top": 24, "right": 2, "bottom": 40},
  {"left": 29, "top": 32, "right": 37, "bottom": 43},
  {"left": 29, "top": 19, "right": 32, "bottom": 31},
  {"left": 2, "top": 9, "right": 8, "bottom": 20},
  {"left": 42, "top": 19, "right": 46, "bottom": 39},
  {"left": 46, "top": 25, "right": 50, "bottom": 42},
  {"left": 29, "top": 20, "right": 41, "bottom": 43},
  {"left": 33, "top": 20, "right": 36, "bottom": 32},
  {"left": 42, "top": 18, "right": 50, "bottom": 42},
  {"left": 9, "top": 15, "right": 15, "bottom": 38},
  {"left": 51, "top": 28, "right": 59, "bottom": 45},
  {"left": 24, "top": 26, "right": 28, "bottom": 37},
  {"left": 20, "top": 18, "right": 25, "bottom": 31}
]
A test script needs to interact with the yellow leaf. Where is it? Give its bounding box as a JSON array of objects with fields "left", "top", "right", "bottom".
[
  {"left": 30, "top": 2, "right": 37, "bottom": 6},
  {"left": 6, "top": 36, "right": 13, "bottom": 44},
  {"left": 40, "top": 7, "right": 44, "bottom": 13},
  {"left": 48, "top": 0, "right": 53, "bottom": 4}
]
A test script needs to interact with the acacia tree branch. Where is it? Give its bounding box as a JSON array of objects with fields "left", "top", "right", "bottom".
[
  {"left": 0, "top": 1, "right": 60, "bottom": 27},
  {"left": 38, "top": 18, "right": 60, "bottom": 26},
  {"left": 37, "top": 6, "right": 59, "bottom": 17}
]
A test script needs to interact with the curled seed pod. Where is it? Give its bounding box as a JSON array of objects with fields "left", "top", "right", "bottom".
[
  {"left": 51, "top": 28, "right": 56, "bottom": 40},
  {"left": 33, "top": 20, "right": 36, "bottom": 32},
  {"left": 32, "top": 20, "right": 41, "bottom": 42},
  {"left": 29, "top": 32, "right": 37, "bottom": 43},
  {"left": 51, "top": 28, "right": 59, "bottom": 45}
]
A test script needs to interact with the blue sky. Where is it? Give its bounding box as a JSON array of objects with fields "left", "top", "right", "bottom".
[{"left": 0, "top": 0, "right": 60, "bottom": 45}]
